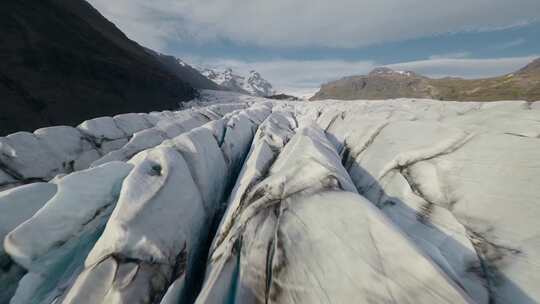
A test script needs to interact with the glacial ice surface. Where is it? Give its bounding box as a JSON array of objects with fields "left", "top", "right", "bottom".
[{"left": 1, "top": 90, "right": 539, "bottom": 303}]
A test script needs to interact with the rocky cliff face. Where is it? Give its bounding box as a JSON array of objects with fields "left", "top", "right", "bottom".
[
  {"left": 311, "top": 59, "right": 540, "bottom": 101},
  {"left": 0, "top": 0, "right": 198, "bottom": 135}
]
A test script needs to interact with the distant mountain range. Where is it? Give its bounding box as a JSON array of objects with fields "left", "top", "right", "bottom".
[
  {"left": 0, "top": 0, "right": 211, "bottom": 135},
  {"left": 311, "top": 58, "right": 540, "bottom": 101},
  {"left": 200, "top": 68, "right": 275, "bottom": 97}
]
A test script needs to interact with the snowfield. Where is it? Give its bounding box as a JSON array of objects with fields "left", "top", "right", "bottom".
[{"left": 1, "top": 90, "right": 539, "bottom": 303}]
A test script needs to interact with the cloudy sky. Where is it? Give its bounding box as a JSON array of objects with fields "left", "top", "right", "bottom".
[{"left": 87, "top": 0, "right": 540, "bottom": 96}]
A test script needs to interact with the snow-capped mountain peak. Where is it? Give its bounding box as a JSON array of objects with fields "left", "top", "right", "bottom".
[
  {"left": 176, "top": 58, "right": 188, "bottom": 67},
  {"left": 199, "top": 67, "right": 275, "bottom": 97},
  {"left": 245, "top": 70, "right": 275, "bottom": 97}
]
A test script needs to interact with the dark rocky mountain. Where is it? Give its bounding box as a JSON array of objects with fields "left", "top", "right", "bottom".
[
  {"left": 267, "top": 93, "right": 301, "bottom": 101},
  {"left": 311, "top": 59, "right": 540, "bottom": 101},
  {"left": 0, "top": 0, "right": 202, "bottom": 135},
  {"left": 146, "top": 50, "right": 221, "bottom": 90}
]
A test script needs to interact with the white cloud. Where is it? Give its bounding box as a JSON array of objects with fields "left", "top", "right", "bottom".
[
  {"left": 429, "top": 52, "right": 471, "bottom": 60},
  {"left": 386, "top": 55, "right": 538, "bottom": 78},
  {"left": 86, "top": 0, "right": 540, "bottom": 50},
  {"left": 185, "top": 55, "right": 538, "bottom": 96},
  {"left": 494, "top": 38, "right": 527, "bottom": 50},
  {"left": 82, "top": 1, "right": 539, "bottom": 97}
]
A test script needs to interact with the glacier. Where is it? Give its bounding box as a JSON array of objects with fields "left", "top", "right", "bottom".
[{"left": 0, "top": 90, "right": 539, "bottom": 303}]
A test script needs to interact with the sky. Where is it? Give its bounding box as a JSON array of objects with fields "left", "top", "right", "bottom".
[{"left": 87, "top": 0, "right": 540, "bottom": 97}]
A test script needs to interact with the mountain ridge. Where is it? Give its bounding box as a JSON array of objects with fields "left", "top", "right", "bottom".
[
  {"left": 311, "top": 58, "right": 540, "bottom": 101},
  {"left": 146, "top": 50, "right": 221, "bottom": 90},
  {"left": 0, "top": 0, "right": 210, "bottom": 135},
  {"left": 517, "top": 57, "right": 540, "bottom": 75},
  {"left": 200, "top": 67, "right": 275, "bottom": 96}
]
